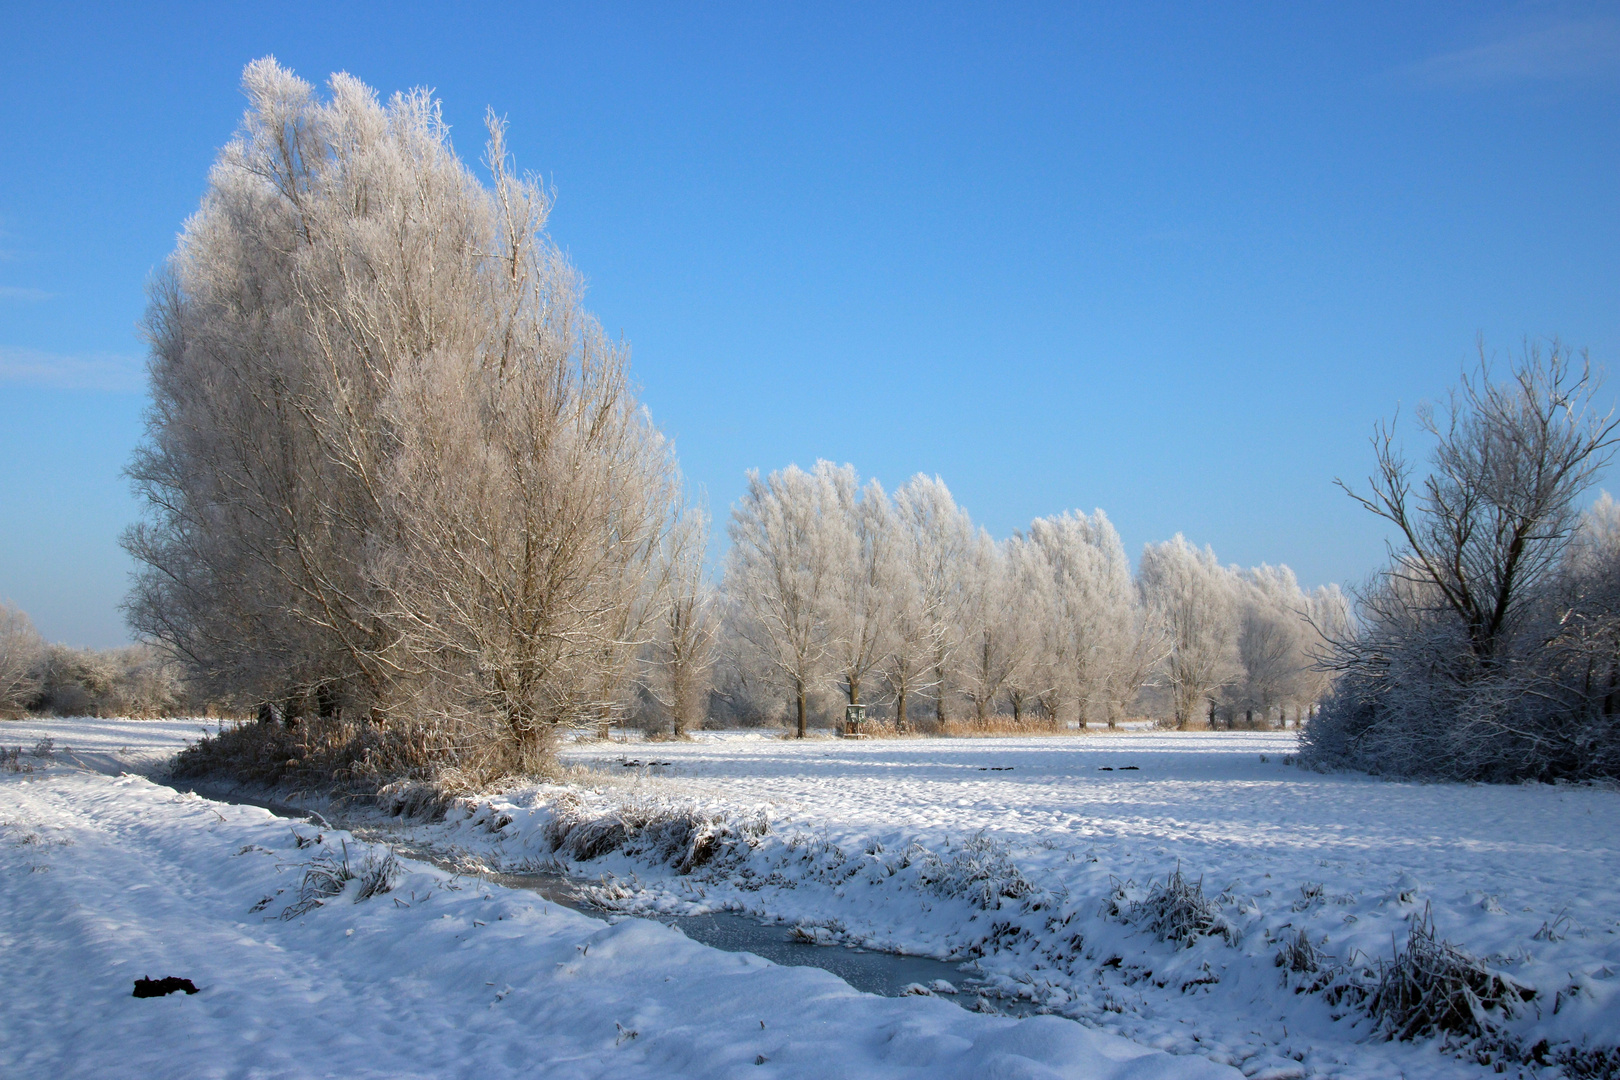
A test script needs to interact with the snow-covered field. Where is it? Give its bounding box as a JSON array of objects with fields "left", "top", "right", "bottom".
[
  {"left": 454, "top": 731, "right": 1620, "bottom": 1079},
  {"left": 6, "top": 718, "right": 1619, "bottom": 1078},
  {"left": 0, "top": 718, "right": 1234, "bottom": 1079}
]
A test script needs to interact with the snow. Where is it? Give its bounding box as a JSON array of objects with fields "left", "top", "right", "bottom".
[
  {"left": 9, "top": 718, "right": 1620, "bottom": 1078},
  {"left": 442, "top": 731, "right": 1620, "bottom": 1078},
  {"left": 0, "top": 719, "right": 1236, "bottom": 1080}
]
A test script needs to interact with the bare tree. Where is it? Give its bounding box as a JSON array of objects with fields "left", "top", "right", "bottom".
[
  {"left": 1308, "top": 343, "right": 1620, "bottom": 780},
  {"left": 1341, "top": 342, "right": 1618, "bottom": 670}
]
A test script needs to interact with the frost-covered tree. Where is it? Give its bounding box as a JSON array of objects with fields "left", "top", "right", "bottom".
[
  {"left": 647, "top": 507, "right": 720, "bottom": 737},
  {"left": 0, "top": 602, "right": 43, "bottom": 718},
  {"left": 1306, "top": 344, "right": 1620, "bottom": 780},
  {"left": 125, "top": 60, "right": 678, "bottom": 769},
  {"left": 1227, "top": 566, "right": 1311, "bottom": 726},
  {"left": 1000, "top": 535, "right": 1058, "bottom": 722},
  {"left": 725, "top": 464, "right": 843, "bottom": 736},
  {"left": 889, "top": 476, "right": 975, "bottom": 728},
  {"left": 1139, "top": 535, "right": 1241, "bottom": 729},
  {"left": 1024, "top": 510, "right": 1149, "bottom": 726},
  {"left": 823, "top": 469, "right": 897, "bottom": 707},
  {"left": 955, "top": 532, "right": 1022, "bottom": 721}
]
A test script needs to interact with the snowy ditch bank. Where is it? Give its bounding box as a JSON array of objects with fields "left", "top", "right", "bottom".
[
  {"left": 7, "top": 719, "right": 1620, "bottom": 1078},
  {"left": 0, "top": 738, "right": 1241, "bottom": 1080},
  {"left": 345, "top": 731, "right": 1620, "bottom": 1080}
]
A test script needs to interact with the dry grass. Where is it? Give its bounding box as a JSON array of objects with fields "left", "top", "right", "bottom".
[
  {"left": 171, "top": 715, "right": 566, "bottom": 798},
  {"left": 1366, "top": 905, "right": 1534, "bottom": 1042},
  {"left": 543, "top": 790, "right": 768, "bottom": 874},
  {"left": 1123, "top": 864, "right": 1240, "bottom": 948}
]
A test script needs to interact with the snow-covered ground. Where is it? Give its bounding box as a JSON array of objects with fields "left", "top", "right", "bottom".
[
  {"left": 7, "top": 718, "right": 1620, "bottom": 1078},
  {"left": 435, "top": 731, "right": 1620, "bottom": 1079},
  {"left": 0, "top": 719, "right": 1235, "bottom": 1080}
]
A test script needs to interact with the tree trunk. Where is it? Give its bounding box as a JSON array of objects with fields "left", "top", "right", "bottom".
[
  {"left": 795, "top": 675, "right": 807, "bottom": 738},
  {"left": 896, "top": 687, "right": 908, "bottom": 733}
]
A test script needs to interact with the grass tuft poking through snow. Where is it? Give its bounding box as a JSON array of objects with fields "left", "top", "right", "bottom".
[
  {"left": 543, "top": 790, "right": 767, "bottom": 873},
  {"left": 281, "top": 845, "right": 355, "bottom": 919},
  {"left": 278, "top": 839, "right": 401, "bottom": 918},
  {"left": 1365, "top": 906, "right": 1534, "bottom": 1044},
  {"left": 1124, "top": 865, "right": 1239, "bottom": 948},
  {"left": 915, "top": 831, "right": 1036, "bottom": 909},
  {"left": 355, "top": 846, "right": 402, "bottom": 900}
]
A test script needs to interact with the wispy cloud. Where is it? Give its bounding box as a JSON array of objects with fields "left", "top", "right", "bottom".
[
  {"left": 0, "top": 286, "right": 54, "bottom": 303},
  {"left": 0, "top": 347, "right": 145, "bottom": 393},
  {"left": 1399, "top": 17, "right": 1620, "bottom": 87}
]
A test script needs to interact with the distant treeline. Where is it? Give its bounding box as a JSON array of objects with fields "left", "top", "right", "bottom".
[
  {"left": 710, "top": 467, "right": 1346, "bottom": 736},
  {"left": 0, "top": 605, "right": 189, "bottom": 719}
]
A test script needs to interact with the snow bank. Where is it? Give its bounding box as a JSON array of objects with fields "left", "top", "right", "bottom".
[
  {"left": 0, "top": 741, "right": 1236, "bottom": 1079},
  {"left": 396, "top": 731, "right": 1620, "bottom": 1078}
]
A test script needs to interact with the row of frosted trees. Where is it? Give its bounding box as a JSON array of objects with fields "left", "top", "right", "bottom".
[{"left": 715, "top": 462, "right": 1347, "bottom": 736}]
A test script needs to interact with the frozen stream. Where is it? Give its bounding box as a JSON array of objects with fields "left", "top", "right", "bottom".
[
  {"left": 169, "top": 777, "right": 1032, "bottom": 1014},
  {"left": 485, "top": 868, "right": 1034, "bottom": 1011}
]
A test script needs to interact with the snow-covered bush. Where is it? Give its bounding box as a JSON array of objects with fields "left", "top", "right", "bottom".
[{"left": 0, "top": 602, "right": 43, "bottom": 718}]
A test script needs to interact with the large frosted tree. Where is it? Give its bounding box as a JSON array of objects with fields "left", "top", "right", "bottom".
[
  {"left": 125, "top": 60, "right": 678, "bottom": 767},
  {"left": 890, "top": 476, "right": 975, "bottom": 728}
]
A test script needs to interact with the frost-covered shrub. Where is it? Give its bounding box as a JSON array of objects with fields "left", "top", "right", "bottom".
[
  {"left": 26, "top": 642, "right": 188, "bottom": 718},
  {"left": 914, "top": 833, "right": 1034, "bottom": 910},
  {"left": 1123, "top": 865, "right": 1238, "bottom": 948},
  {"left": 1365, "top": 907, "right": 1533, "bottom": 1042},
  {"left": 0, "top": 602, "right": 43, "bottom": 718}
]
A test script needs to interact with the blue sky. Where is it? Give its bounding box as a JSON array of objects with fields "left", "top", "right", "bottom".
[{"left": 2, "top": 2, "right": 1618, "bottom": 648}]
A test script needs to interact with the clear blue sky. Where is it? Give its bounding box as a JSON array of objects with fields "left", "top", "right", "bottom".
[{"left": 2, "top": 3, "right": 1617, "bottom": 648}]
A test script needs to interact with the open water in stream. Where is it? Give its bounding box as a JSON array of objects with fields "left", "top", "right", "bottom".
[{"left": 171, "top": 780, "right": 1037, "bottom": 1016}]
